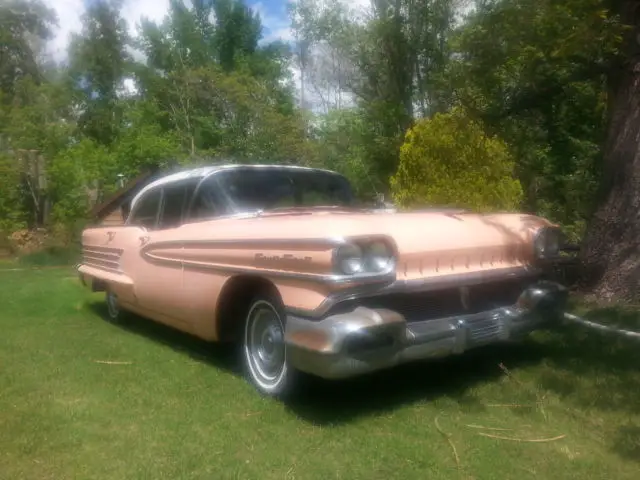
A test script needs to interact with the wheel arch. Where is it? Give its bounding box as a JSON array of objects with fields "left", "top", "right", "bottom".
[{"left": 215, "top": 275, "right": 282, "bottom": 343}]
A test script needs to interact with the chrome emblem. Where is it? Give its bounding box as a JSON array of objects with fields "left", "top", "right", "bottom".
[{"left": 460, "top": 286, "right": 470, "bottom": 310}]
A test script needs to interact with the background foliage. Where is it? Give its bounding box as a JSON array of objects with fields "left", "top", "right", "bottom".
[
  {"left": 0, "top": 0, "right": 636, "bottom": 285},
  {"left": 391, "top": 107, "right": 524, "bottom": 211}
]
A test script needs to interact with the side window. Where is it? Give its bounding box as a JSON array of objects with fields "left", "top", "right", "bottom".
[
  {"left": 129, "top": 189, "right": 162, "bottom": 228},
  {"left": 158, "top": 184, "right": 187, "bottom": 229},
  {"left": 189, "top": 179, "right": 224, "bottom": 220}
]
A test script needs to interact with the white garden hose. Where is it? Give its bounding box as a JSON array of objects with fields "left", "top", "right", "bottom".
[{"left": 563, "top": 312, "right": 640, "bottom": 340}]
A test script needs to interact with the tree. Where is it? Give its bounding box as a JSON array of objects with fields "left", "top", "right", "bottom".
[
  {"left": 390, "top": 107, "right": 523, "bottom": 211},
  {"left": 0, "top": 0, "right": 57, "bottom": 102},
  {"left": 310, "top": 108, "right": 383, "bottom": 197},
  {"left": 289, "top": 0, "right": 461, "bottom": 187},
  {"left": 0, "top": 153, "right": 27, "bottom": 232},
  {"left": 68, "top": 0, "right": 131, "bottom": 146},
  {"left": 212, "top": 0, "right": 262, "bottom": 71},
  {"left": 48, "top": 139, "right": 115, "bottom": 227},
  {"left": 2, "top": 76, "right": 74, "bottom": 226},
  {"left": 580, "top": 1, "right": 640, "bottom": 301},
  {"left": 446, "top": 0, "right": 623, "bottom": 239},
  {"left": 133, "top": 0, "right": 299, "bottom": 156}
]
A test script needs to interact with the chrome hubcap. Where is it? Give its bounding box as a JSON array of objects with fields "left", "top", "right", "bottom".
[{"left": 246, "top": 303, "right": 286, "bottom": 388}]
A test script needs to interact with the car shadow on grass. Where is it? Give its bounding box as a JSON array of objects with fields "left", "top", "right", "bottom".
[
  {"left": 87, "top": 299, "right": 640, "bottom": 462},
  {"left": 613, "top": 424, "right": 640, "bottom": 462},
  {"left": 535, "top": 307, "right": 640, "bottom": 463},
  {"left": 534, "top": 307, "right": 640, "bottom": 413},
  {"left": 86, "top": 299, "right": 547, "bottom": 415},
  {"left": 285, "top": 307, "right": 640, "bottom": 424},
  {"left": 87, "top": 301, "right": 241, "bottom": 375},
  {"left": 283, "top": 341, "right": 547, "bottom": 421}
]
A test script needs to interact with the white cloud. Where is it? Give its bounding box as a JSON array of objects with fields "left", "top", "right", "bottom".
[
  {"left": 251, "top": 2, "right": 293, "bottom": 43},
  {"left": 47, "top": 0, "right": 371, "bottom": 61},
  {"left": 46, "top": 0, "right": 85, "bottom": 63},
  {"left": 47, "top": 0, "right": 173, "bottom": 64},
  {"left": 45, "top": 0, "right": 373, "bottom": 111},
  {"left": 120, "top": 0, "right": 171, "bottom": 38}
]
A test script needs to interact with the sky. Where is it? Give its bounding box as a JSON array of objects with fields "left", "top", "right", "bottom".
[
  {"left": 44, "top": 0, "right": 372, "bottom": 109},
  {"left": 45, "top": 0, "right": 370, "bottom": 63}
]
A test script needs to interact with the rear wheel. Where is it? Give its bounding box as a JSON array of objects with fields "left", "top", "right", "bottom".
[
  {"left": 105, "top": 290, "right": 123, "bottom": 322},
  {"left": 242, "top": 294, "right": 298, "bottom": 397}
]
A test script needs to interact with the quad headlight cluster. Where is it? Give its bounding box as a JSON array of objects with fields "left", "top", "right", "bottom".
[
  {"left": 533, "top": 226, "right": 562, "bottom": 259},
  {"left": 333, "top": 239, "right": 396, "bottom": 276}
]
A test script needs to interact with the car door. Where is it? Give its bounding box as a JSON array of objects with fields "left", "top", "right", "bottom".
[{"left": 126, "top": 182, "right": 192, "bottom": 328}]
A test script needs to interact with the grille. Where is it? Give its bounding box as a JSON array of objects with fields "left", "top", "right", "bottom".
[
  {"left": 327, "top": 277, "right": 532, "bottom": 323},
  {"left": 468, "top": 317, "right": 502, "bottom": 344},
  {"left": 82, "top": 245, "right": 123, "bottom": 273}
]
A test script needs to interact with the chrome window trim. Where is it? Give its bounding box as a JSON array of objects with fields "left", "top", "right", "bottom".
[{"left": 182, "top": 165, "right": 355, "bottom": 223}]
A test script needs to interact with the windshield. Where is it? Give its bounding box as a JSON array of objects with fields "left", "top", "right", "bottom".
[{"left": 195, "top": 168, "right": 356, "bottom": 216}]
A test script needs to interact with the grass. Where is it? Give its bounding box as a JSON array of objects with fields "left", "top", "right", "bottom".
[{"left": 1, "top": 268, "right": 640, "bottom": 479}]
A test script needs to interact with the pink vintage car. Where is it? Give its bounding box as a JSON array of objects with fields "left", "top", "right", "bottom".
[{"left": 77, "top": 164, "right": 568, "bottom": 397}]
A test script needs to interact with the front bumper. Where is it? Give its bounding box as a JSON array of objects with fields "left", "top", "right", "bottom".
[{"left": 284, "top": 280, "right": 568, "bottom": 380}]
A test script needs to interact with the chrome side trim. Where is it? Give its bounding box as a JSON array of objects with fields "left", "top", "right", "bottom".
[
  {"left": 145, "top": 237, "right": 347, "bottom": 250},
  {"left": 82, "top": 245, "right": 124, "bottom": 255},
  {"left": 287, "top": 265, "right": 542, "bottom": 319},
  {"left": 139, "top": 236, "right": 398, "bottom": 285},
  {"left": 79, "top": 262, "right": 123, "bottom": 275},
  {"left": 82, "top": 255, "right": 121, "bottom": 270}
]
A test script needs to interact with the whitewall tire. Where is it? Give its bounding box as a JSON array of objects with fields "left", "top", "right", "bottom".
[
  {"left": 242, "top": 296, "right": 297, "bottom": 397},
  {"left": 105, "top": 290, "right": 122, "bottom": 322}
]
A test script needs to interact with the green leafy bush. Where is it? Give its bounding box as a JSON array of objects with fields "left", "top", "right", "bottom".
[
  {"left": 0, "top": 154, "right": 28, "bottom": 232},
  {"left": 390, "top": 108, "right": 524, "bottom": 211},
  {"left": 48, "top": 139, "right": 114, "bottom": 227},
  {"left": 0, "top": 232, "right": 16, "bottom": 258},
  {"left": 17, "top": 245, "right": 81, "bottom": 267},
  {"left": 311, "top": 109, "right": 383, "bottom": 199}
]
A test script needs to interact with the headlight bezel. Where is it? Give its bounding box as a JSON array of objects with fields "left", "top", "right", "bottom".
[
  {"left": 363, "top": 240, "right": 395, "bottom": 273},
  {"left": 332, "top": 237, "right": 397, "bottom": 277},
  {"left": 533, "top": 226, "right": 562, "bottom": 259},
  {"left": 334, "top": 243, "right": 365, "bottom": 275}
]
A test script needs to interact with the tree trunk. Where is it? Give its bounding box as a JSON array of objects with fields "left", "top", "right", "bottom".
[{"left": 579, "top": 0, "right": 640, "bottom": 302}]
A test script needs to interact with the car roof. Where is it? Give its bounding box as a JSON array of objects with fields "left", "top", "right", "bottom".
[{"left": 129, "top": 163, "right": 341, "bottom": 210}]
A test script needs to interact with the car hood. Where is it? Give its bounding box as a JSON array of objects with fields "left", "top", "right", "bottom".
[{"left": 180, "top": 209, "right": 551, "bottom": 279}]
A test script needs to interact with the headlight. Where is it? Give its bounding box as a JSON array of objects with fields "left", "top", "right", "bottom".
[
  {"left": 334, "top": 243, "right": 364, "bottom": 275},
  {"left": 534, "top": 227, "right": 561, "bottom": 258},
  {"left": 364, "top": 241, "right": 394, "bottom": 272}
]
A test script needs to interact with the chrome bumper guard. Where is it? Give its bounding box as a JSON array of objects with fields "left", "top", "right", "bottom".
[{"left": 285, "top": 280, "right": 568, "bottom": 380}]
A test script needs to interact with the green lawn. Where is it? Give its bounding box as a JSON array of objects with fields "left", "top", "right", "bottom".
[{"left": 1, "top": 268, "right": 639, "bottom": 479}]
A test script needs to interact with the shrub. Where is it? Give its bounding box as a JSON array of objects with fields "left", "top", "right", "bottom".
[
  {"left": 17, "top": 245, "right": 81, "bottom": 267},
  {"left": 390, "top": 107, "right": 524, "bottom": 211}
]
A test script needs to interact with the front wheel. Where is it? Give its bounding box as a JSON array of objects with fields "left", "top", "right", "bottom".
[{"left": 242, "top": 295, "right": 298, "bottom": 398}]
